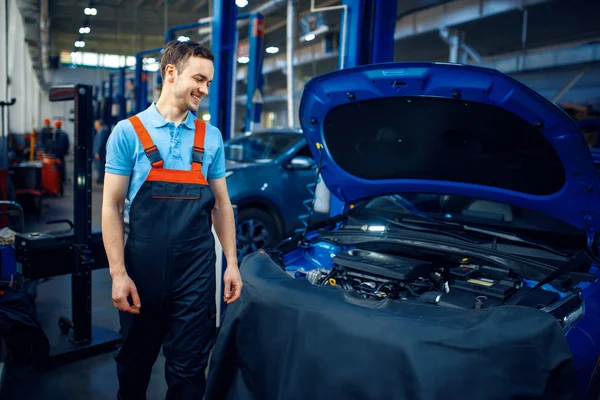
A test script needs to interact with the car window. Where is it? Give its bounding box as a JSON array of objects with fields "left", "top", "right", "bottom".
[{"left": 224, "top": 133, "right": 301, "bottom": 162}]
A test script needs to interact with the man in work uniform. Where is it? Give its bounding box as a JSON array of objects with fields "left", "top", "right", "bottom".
[
  {"left": 52, "top": 120, "right": 70, "bottom": 195},
  {"left": 102, "top": 40, "right": 242, "bottom": 399},
  {"left": 92, "top": 119, "right": 110, "bottom": 184}
]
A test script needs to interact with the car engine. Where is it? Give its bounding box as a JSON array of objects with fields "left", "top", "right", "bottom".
[{"left": 302, "top": 249, "right": 569, "bottom": 312}]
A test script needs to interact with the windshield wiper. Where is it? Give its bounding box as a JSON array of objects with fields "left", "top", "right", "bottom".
[
  {"left": 399, "top": 215, "right": 570, "bottom": 257},
  {"left": 345, "top": 214, "right": 485, "bottom": 245}
]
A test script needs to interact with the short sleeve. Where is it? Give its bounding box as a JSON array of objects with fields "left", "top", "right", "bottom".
[
  {"left": 105, "top": 121, "right": 134, "bottom": 176},
  {"left": 207, "top": 126, "right": 226, "bottom": 180}
]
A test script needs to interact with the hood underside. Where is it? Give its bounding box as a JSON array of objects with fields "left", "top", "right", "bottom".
[{"left": 298, "top": 62, "right": 600, "bottom": 234}]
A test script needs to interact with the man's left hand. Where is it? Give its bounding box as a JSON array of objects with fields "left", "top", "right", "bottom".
[{"left": 223, "top": 265, "right": 243, "bottom": 304}]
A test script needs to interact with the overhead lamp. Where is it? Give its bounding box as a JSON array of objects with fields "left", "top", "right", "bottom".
[
  {"left": 178, "top": 36, "right": 190, "bottom": 42},
  {"left": 237, "top": 56, "right": 250, "bottom": 64},
  {"left": 79, "top": 26, "right": 90, "bottom": 34},
  {"left": 300, "top": 24, "right": 329, "bottom": 42},
  {"left": 265, "top": 46, "right": 279, "bottom": 54},
  {"left": 236, "top": 0, "right": 249, "bottom": 7},
  {"left": 84, "top": 7, "right": 97, "bottom": 16},
  {"left": 74, "top": 40, "right": 86, "bottom": 48}
]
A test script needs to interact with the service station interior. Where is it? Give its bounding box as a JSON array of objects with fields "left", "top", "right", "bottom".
[{"left": 0, "top": 0, "right": 599, "bottom": 399}]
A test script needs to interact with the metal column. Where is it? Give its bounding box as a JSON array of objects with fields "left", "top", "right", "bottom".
[
  {"left": 286, "top": 0, "right": 295, "bottom": 128},
  {"left": 118, "top": 67, "right": 126, "bottom": 121},
  {"left": 134, "top": 47, "right": 163, "bottom": 114},
  {"left": 46, "top": 84, "right": 121, "bottom": 365},
  {"left": 245, "top": 14, "right": 266, "bottom": 132},
  {"left": 210, "top": 0, "right": 237, "bottom": 141},
  {"left": 339, "top": 0, "right": 396, "bottom": 68}
]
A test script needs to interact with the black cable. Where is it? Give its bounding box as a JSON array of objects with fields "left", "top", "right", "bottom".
[{"left": 300, "top": 144, "right": 324, "bottom": 245}]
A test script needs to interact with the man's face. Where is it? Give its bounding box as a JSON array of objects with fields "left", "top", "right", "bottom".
[
  {"left": 94, "top": 121, "right": 102, "bottom": 131},
  {"left": 169, "top": 56, "right": 214, "bottom": 113}
]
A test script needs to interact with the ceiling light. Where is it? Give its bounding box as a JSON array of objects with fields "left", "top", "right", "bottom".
[
  {"left": 79, "top": 26, "right": 90, "bottom": 34},
  {"left": 236, "top": 0, "right": 249, "bottom": 7},
  {"left": 304, "top": 33, "right": 316, "bottom": 42},
  {"left": 237, "top": 56, "right": 250, "bottom": 64},
  {"left": 202, "top": 113, "right": 211, "bottom": 121},
  {"left": 178, "top": 36, "right": 190, "bottom": 42},
  {"left": 265, "top": 46, "right": 279, "bottom": 54},
  {"left": 74, "top": 41, "right": 85, "bottom": 48},
  {"left": 84, "top": 7, "right": 97, "bottom": 16}
]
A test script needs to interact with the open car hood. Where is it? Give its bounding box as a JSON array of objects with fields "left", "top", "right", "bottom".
[{"left": 298, "top": 62, "right": 600, "bottom": 234}]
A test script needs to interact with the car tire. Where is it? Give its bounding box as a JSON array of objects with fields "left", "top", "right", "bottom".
[{"left": 236, "top": 208, "right": 280, "bottom": 258}]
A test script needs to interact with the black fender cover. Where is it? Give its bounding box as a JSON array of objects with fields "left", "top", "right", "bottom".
[{"left": 205, "top": 251, "right": 578, "bottom": 400}]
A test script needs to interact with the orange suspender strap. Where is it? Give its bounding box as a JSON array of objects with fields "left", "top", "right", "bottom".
[
  {"left": 128, "top": 115, "right": 164, "bottom": 169},
  {"left": 191, "top": 119, "right": 206, "bottom": 173}
]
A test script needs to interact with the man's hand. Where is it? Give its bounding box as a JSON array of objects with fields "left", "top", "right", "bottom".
[
  {"left": 112, "top": 273, "right": 141, "bottom": 314},
  {"left": 223, "top": 266, "right": 243, "bottom": 304}
]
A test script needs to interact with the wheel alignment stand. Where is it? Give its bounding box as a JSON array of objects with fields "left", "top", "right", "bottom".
[{"left": 46, "top": 85, "right": 121, "bottom": 366}]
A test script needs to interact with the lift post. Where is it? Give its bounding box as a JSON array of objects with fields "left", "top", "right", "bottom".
[
  {"left": 327, "top": 0, "right": 398, "bottom": 217},
  {"left": 244, "top": 14, "right": 266, "bottom": 132},
  {"left": 22, "top": 84, "right": 122, "bottom": 366},
  {"left": 210, "top": 1, "right": 238, "bottom": 141},
  {"left": 118, "top": 67, "right": 126, "bottom": 122},
  {"left": 134, "top": 47, "right": 163, "bottom": 114}
]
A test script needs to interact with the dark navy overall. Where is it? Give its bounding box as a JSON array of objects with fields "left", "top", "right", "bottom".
[{"left": 115, "top": 115, "right": 217, "bottom": 400}]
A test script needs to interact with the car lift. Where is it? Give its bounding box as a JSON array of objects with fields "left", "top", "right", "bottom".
[{"left": 14, "top": 84, "right": 121, "bottom": 367}]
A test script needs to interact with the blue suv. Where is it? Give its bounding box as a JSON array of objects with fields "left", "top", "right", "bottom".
[{"left": 223, "top": 128, "right": 322, "bottom": 257}]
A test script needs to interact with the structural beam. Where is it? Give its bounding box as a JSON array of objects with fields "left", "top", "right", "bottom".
[
  {"left": 286, "top": 0, "right": 295, "bottom": 127},
  {"left": 209, "top": 0, "right": 237, "bottom": 141},
  {"left": 245, "top": 14, "right": 266, "bottom": 131},
  {"left": 482, "top": 41, "right": 600, "bottom": 74},
  {"left": 394, "top": 0, "right": 551, "bottom": 40}
]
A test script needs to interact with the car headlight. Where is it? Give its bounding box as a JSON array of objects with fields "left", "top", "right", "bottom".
[{"left": 542, "top": 291, "right": 585, "bottom": 332}]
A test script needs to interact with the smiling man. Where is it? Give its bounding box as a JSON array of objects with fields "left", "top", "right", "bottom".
[{"left": 101, "top": 40, "right": 242, "bottom": 399}]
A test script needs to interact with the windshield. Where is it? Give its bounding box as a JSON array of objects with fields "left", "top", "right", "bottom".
[
  {"left": 356, "top": 193, "right": 587, "bottom": 248},
  {"left": 224, "top": 132, "right": 302, "bottom": 162}
]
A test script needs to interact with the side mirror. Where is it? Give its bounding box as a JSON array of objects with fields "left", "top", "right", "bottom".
[{"left": 287, "top": 156, "right": 315, "bottom": 170}]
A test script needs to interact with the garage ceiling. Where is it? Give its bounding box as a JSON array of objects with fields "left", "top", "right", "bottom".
[{"left": 48, "top": 0, "right": 458, "bottom": 57}]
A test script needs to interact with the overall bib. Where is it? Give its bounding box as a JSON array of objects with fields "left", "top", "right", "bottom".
[{"left": 115, "top": 115, "right": 217, "bottom": 400}]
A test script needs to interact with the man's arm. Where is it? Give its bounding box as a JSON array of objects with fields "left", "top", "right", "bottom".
[
  {"left": 210, "top": 177, "right": 237, "bottom": 265},
  {"left": 102, "top": 172, "right": 129, "bottom": 277},
  {"left": 102, "top": 172, "right": 140, "bottom": 313},
  {"left": 210, "top": 177, "right": 242, "bottom": 303}
]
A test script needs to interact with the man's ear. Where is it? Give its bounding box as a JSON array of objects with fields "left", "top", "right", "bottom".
[{"left": 164, "top": 64, "right": 177, "bottom": 82}]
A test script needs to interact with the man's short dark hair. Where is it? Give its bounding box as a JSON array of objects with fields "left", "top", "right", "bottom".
[{"left": 160, "top": 40, "right": 214, "bottom": 80}]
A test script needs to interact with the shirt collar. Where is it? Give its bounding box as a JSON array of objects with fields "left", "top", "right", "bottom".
[{"left": 148, "top": 102, "right": 196, "bottom": 130}]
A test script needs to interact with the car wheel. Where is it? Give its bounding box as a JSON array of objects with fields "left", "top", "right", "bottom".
[{"left": 236, "top": 208, "right": 279, "bottom": 258}]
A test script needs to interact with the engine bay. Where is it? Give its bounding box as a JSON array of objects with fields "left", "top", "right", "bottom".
[{"left": 295, "top": 247, "right": 566, "bottom": 311}]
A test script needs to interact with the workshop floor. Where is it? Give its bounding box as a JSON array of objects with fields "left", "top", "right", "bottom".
[{"left": 0, "top": 158, "right": 169, "bottom": 399}]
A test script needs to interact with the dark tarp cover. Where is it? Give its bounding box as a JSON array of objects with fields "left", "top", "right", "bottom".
[{"left": 205, "top": 251, "right": 578, "bottom": 400}]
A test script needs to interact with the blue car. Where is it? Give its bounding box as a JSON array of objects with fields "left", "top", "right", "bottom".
[
  {"left": 207, "top": 63, "right": 600, "bottom": 400},
  {"left": 223, "top": 128, "right": 322, "bottom": 257}
]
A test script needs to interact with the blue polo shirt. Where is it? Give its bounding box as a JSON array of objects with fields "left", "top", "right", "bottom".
[{"left": 105, "top": 103, "right": 226, "bottom": 210}]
